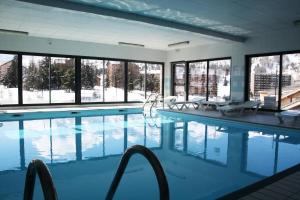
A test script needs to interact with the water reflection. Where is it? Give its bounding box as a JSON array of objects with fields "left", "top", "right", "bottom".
[
  {"left": 171, "top": 121, "right": 228, "bottom": 165},
  {"left": 170, "top": 119, "right": 300, "bottom": 174},
  {"left": 0, "top": 113, "right": 162, "bottom": 171},
  {"left": 0, "top": 112, "right": 299, "bottom": 179},
  {"left": 245, "top": 131, "right": 300, "bottom": 176}
]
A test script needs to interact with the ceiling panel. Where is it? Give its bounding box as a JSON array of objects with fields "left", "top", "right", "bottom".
[
  {"left": 64, "top": 0, "right": 300, "bottom": 36},
  {"left": 0, "top": 0, "right": 227, "bottom": 50},
  {"left": 1, "top": 0, "right": 299, "bottom": 50}
]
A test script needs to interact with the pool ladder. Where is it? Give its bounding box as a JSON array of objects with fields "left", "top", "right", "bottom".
[
  {"left": 23, "top": 145, "right": 169, "bottom": 200},
  {"left": 143, "top": 93, "right": 163, "bottom": 117}
]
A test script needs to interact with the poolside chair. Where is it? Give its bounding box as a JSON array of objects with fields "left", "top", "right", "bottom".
[
  {"left": 198, "top": 100, "right": 230, "bottom": 111},
  {"left": 164, "top": 96, "right": 204, "bottom": 110},
  {"left": 275, "top": 109, "right": 300, "bottom": 124},
  {"left": 216, "top": 100, "right": 261, "bottom": 116},
  {"left": 163, "top": 96, "right": 178, "bottom": 109}
]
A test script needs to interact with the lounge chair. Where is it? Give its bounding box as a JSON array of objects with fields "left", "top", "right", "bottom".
[
  {"left": 164, "top": 96, "right": 204, "bottom": 110},
  {"left": 198, "top": 100, "right": 230, "bottom": 111},
  {"left": 275, "top": 109, "right": 300, "bottom": 124},
  {"left": 217, "top": 100, "right": 261, "bottom": 116}
]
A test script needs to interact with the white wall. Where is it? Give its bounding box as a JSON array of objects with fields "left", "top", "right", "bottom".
[
  {"left": 0, "top": 33, "right": 167, "bottom": 62},
  {"left": 165, "top": 29, "right": 300, "bottom": 100}
]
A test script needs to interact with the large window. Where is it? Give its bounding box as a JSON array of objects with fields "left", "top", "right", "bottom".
[
  {"left": 81, "top": 59, "right": 104, "bottom": 102},
  {"left": 173, "top": 58, "right": 231, "bottom": 101},
  {"left": 248, "top": 52, "right": 300, "bottom": 110},
  {"left": 1, "top": 51, "right": 163, "bottom": 105},
  {"left": 0, "top": 53, "right": 18, "bottom": 105}
]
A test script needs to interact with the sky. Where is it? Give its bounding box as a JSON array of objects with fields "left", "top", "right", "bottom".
[{"left": 0, "top": 54, "right": 14, "bottom": 65}]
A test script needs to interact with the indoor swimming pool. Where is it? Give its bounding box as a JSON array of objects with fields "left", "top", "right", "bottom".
[{"left": 0, "top": 108, "right": 299, "bottom": 199}]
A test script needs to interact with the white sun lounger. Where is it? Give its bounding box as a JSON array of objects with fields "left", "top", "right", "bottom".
[
  {"left": 164, "top": 96, "right": 204, "bottom": 110},
  {"left": 217, "top": 100, "right": 261, "bottom": 116},
  {"left": 275, "top": 110, "right": 300, "bottom": 124},
  {"left": 199, "top": 100, "right": 229, "bottom": 111}
]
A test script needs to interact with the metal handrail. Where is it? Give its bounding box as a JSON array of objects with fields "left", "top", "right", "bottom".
[
  {"left": 105, "top": 145, "right": 169, "bottom": 200},
  {"left": 23, "top": 159, "right": 58, "bottom": 200},
  {"left": 142, "top": 93, "right": 158, "bottom": 109}
]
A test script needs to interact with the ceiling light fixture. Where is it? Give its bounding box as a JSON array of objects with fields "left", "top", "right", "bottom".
[
  {"left": 0, "top": 29, "right": 29, "bottom": 36},
  {"left": 168, "top": 41, "right": 190, "bottom": 48},
  {"left": 118, "top": 42, "right": 145, "bottom": 48},
  {"left": 294, "top": 20, "right": 300, "bottom": 26}
]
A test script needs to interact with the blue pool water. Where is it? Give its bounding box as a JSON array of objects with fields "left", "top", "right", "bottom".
[{"left": 0, "top": 108, "right": 299, "bottom": 199}]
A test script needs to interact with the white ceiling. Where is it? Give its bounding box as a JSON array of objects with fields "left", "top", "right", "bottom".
[
  {"left": 66, "top": 0, "right": 300, "bottom": 35},
  {"left": 0, "top": 0, "right": 300, "bottom": 50}
]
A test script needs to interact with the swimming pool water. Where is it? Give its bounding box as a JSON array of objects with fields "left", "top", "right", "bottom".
[{"left": 0, "top": 109, "right": 299, "bottom": 199}]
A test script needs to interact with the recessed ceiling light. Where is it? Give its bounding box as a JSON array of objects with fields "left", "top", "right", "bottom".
[
  {"left": 0, "top": 29, "right": 28, "bottom": 36},
  {"left": 118, "top": 42, "right": 145, "bottom": 48},
  {"left": 168, "top": 41, "right": 190, "bottom": 48}
]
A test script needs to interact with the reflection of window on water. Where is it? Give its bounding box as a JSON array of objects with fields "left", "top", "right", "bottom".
[
  {"left": 172, "top": 121, "right": 228, "bottom": 165},
  {"left": 246, "top": 131, "right": 300, "bottom": 176},
  {"left": 0, "top": 121, "right": 20, "bottom": 171},
  {"left": 0, "top": 114, "right": 162, "bottom": 171},
  {"left": 81, "top": 116, "right": 104, "bottom": 159}
]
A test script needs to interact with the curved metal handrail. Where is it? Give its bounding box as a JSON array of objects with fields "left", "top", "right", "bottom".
[
  {"left": 23, "top": 159, "right": 58, "bottom": 200},
  {"left": 105, "top": 145, "right": 169, "bottom": 200}
]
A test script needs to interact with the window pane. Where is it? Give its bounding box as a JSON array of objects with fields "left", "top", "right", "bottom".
[
  {"left": 81, "top": 59, "right": 104, "bottom": 102},
  {"left": 50, "top": 57, "right": 75, "bottom": 103},
  {"left": 0, "top": 54, "right": 18, "bottom": 105},
  {"left": 208, "top": 59, "right": 231, "bottom": 101},
  {"left": 249, "top": 56, "right": 280, "bottom": 110},
  {"left": 173, "top": 63, "right": 186, "bottom": 101},
  {"left": 104, "top": 60, "right": 125, "bottom": 102},
  {"left": 188, "top": 62, "right": 207, "bottom": 100},
  {"left": 23, "top": 55, "right": 50, "bottom": 104},
  {"left": 146, "top": 63, "right": 162, "bottom": 97},
  {"left": 281, "top": 53, "right": 300, "bottom": 110},
  {"left": 127, "top": 62, "right": 145, "bottom": 101}
]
